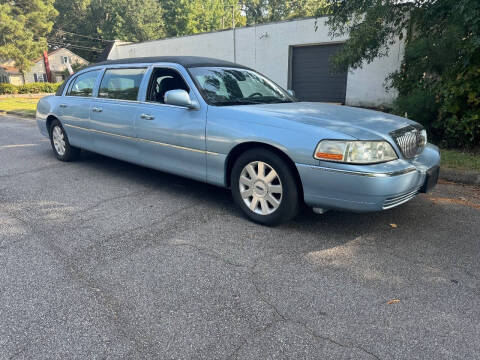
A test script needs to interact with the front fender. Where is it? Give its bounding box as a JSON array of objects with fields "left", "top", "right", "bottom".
[{"left": 205, "top": 106, "right": 354, "bottom": 187}]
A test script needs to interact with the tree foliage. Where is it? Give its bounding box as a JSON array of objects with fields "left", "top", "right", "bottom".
[
  {"left": 0, "top": 0, "right": 57, "bottom": 70},
  {"left": 242, "top": 0, "right": 330, "bottom": 25},
  {"left": 52, "top": 0, "right": 165, "bottom": 61},
  {"left": 322, "top": 0, "right": 480, "bottom": 148},
  {"left": 160, "top": 0, "right": 245, "bottom": 37}
]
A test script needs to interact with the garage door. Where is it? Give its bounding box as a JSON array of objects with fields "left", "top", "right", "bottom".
[{"left": 291, "top": 44, "right": 347, "bottom": 103}]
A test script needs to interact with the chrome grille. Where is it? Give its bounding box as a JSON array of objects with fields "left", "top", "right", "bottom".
[
  {"left": 383, "top": 187, "right": 421, "bottom": 210},
  {"left": 390, "top": 125, "right": 426, "bottom": 159}
]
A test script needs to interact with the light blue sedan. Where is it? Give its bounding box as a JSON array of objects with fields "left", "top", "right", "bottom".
[{"left": 36, "top": 56, "right": 440, "bottom": 225}]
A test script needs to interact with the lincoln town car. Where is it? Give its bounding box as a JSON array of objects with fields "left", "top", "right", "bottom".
[{"left": 36, "top": 56, "right": 440, "bottom": 225}]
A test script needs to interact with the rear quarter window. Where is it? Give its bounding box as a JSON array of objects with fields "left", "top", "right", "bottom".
[{"left": 66, "top": 70, "right": 101, "bottom": 97}]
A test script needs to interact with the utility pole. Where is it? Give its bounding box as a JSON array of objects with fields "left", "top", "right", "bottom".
[{"left": 232, "top": 4, "right": 236, "bottom": 63}]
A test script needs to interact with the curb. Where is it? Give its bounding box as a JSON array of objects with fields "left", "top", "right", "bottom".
[
  {"left": 0, "top": 110, "right": 35, "bottom": 119},
  {"left": 440, "top": 168, "right": 480, "bottom": 186}
]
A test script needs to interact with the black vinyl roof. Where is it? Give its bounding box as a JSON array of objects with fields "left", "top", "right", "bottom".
[{"left": 87, "top": 56, "right": 250, "bottom": 69}]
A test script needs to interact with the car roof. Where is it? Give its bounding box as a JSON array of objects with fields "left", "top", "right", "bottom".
[{"left": 87, "top": 56, "right": 250, "bottom": 70}]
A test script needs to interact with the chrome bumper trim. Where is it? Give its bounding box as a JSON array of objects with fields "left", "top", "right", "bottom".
[
  {"left": 309, "top": 165, "right": 417, "bottom": 178},
  {"left": 382, "top": 187, "right": 421, "bottom": 209}
]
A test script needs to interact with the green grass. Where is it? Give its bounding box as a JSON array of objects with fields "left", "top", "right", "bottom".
[
  {"left": 0, "top": 97, "right": 39, "bottom": 116},
  {"left": 441, "top": 149, "right": 480, "bottom": 172}
]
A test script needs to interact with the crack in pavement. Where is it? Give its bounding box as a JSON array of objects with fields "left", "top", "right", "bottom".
[
  {"left": 0, "top": 207, "right": 179, "bottom": 357},
  {"left": 72, "top": 189, "right": 155, "bottom": 216},
  {"left": 169, "top": 241, "right": 247, "bottom": 268},
  {"left": 241, "top": 257, "right": 381, "bottom": 360}
]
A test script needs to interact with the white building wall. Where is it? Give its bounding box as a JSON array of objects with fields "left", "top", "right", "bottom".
[{"left": 108, "top": 18, "right": 403, "bottom": 107}]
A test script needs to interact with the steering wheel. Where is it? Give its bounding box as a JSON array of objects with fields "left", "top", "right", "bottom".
[{"left": 248, "top": 92, "right": 263, "bottom": 98}]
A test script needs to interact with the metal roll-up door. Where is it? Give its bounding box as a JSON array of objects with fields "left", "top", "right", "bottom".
[{"left": 291, "top": 44, "right": 347, "bottom": 103}]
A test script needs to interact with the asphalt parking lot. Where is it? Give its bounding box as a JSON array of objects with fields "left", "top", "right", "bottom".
[{"left": 1, "top": 114, "right": 479, "bottom": 359}]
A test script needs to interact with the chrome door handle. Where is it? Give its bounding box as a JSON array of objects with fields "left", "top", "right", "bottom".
[
  {"left": 92, "top": 107, "right": 103, "bottom": 112},
  {"left": 140, "top": 114, "right": 154, "bottom": 120},
  {"left": 59, "top": 104, "right": 67, "bottom": 108}
]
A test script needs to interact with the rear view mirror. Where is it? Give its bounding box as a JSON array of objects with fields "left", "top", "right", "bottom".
[
  {"left": 287, "top": 89, "right": 296, "bottom": 97},
  {"left": 164, "top": 90, "right": 198, "bottom": 109}
]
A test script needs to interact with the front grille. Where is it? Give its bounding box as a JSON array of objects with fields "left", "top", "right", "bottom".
[
  {"left": 390, "top": 125, "right": 426, "bottom": 159},
  {"left": 383, "top": 187, "right": 421, "bottom": 210}
]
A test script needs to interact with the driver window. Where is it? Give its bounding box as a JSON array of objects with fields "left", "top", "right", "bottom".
[{"left": 147, "top": 68, "right": 189, "bottom": 103}]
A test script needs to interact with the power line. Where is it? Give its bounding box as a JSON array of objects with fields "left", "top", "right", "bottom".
[
  {"left": 53, "top": 29, "right": 115, "bottom": 43},
  {"left": 50, "top": 37, "right": 102, "bottom": 45},
  {"left": 48, "top": 41, "right": 105, "bottom": 52}
]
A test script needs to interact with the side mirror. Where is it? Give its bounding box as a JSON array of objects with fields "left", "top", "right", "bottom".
[
  {"left": 287, "top": 89, "right": 296, "bottom": 97},
  {"left": 164, "top": 89, "right": 198, "bottom": 109}
]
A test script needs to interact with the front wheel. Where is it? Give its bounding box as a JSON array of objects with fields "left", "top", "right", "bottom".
[
  {"left": 49, "top": 119, "right": 80, "bottom": 161},
  {"left": 231, "top": 149, "right": 299, "bottom": 226}
]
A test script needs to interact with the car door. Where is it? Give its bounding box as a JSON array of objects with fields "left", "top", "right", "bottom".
[
  {"left": 59, "top": 69, "right": 101, "bottom": 150},
  {"left": 90, "top": 67, "right": 148, "bottom": 161},
  {"left": 134, "top": 65, "right": 207, "bottom": 182}
]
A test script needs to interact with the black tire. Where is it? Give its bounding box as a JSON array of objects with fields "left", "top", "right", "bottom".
[
  {"left": 231, "top": 148, "right": 299, "bottom": 226},
  {"left": 48, "top": 119, "right": 80, "bottom": 161}
]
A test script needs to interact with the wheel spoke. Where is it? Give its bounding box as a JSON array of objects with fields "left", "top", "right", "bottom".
[
  {"left": 257, "top": 162, "right": 265, "bottom": 178},
  {"left": 240, "top": 188, "right": 253, "bottom": 199},
  {"left": 268, "top": 184, "right": 283, "bottom": 194},
  {"left": 245, "top": 164, "right": 256, "bottom": 180},
  {"left": 239, "top": 175, "right": 252, "bottom": 187},
  {"left": 266, "top": 194, "right": 280, "bottom": 208},
  {"left": 259, "top": 198, "right": 269, "bottom": 215},
  {"left": 249, "top": 196, "right": 259, "bottom": 211},
  {"left": 264, "top": 169, "right": 278, "bottom": 184}
]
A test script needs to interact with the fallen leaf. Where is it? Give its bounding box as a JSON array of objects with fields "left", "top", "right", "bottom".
[
  {"left": 390, "top": 223, "right": 398, "bottom": 228},
  {"left": 387, "top": 299, "right": 400, "bottom": 304}
]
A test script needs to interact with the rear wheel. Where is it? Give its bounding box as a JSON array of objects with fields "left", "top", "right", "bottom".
[
  {"left": 231, "top": 148, "right": 299, "bottom": 225},
  {"left": 49, "top": 119, "right": 80, "bottom": 161}
]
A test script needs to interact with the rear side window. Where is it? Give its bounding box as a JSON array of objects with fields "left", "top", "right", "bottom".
[
  {"left": 67, "top": 70, "right": 100, "bottom": 97},
  {"left": 98, "top": 68, "right": 146, "bottom": 101}
]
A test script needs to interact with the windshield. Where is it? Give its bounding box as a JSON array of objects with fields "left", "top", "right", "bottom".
[{"left": 189, "top": 67, "right": 296, "bottom": 106}]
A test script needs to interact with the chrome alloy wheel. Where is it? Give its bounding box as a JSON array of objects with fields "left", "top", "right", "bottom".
[
  {"left": 52, "top": 125, "right": 66, "bottom": 156},
  {"left": 239, "top": 161, "right": 283, "bottom": 215}
]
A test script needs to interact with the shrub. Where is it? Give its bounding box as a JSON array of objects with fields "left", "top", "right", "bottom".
[
  {"left": 0, "top": 82, "right": 62, "bottom": 95},
  {"left": 434, "top": 68, "right": 480, "bottom": 148},
  {"left": 0, "top": 83, "right": 18, "bottom": 94},
  {"left": 17, "top": 82, "right": 62, "bottom": 94}
]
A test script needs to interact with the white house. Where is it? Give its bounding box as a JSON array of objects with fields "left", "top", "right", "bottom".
[
  {"left": 107, "top": 17, "right": 404, "bottom": 108},
  {"left": 24, "top": 48, "right": 89, "bottom": 84}
]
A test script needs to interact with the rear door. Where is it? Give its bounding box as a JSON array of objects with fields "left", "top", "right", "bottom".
[
  {"left": 90, "top": 67, "right": 148, "bottom": 161},
  {"left": 59, "top": 69, "right": 101, "bottom": 150}
]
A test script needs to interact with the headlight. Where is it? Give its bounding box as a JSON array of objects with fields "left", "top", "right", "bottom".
[{"left": 314, "top": 140, "right": 398, "bottom": 164}]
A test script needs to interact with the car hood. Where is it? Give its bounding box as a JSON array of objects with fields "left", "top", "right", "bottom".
[{"left": 228, "top": 102, "right": 417, "bottom": 140}]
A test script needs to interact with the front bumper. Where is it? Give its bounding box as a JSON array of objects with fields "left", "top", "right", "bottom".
[{"left": 296, "top": 143, "right": 440, "bottom": 212}]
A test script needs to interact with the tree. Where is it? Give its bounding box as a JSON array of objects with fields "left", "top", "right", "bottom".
[
  {"left": 241, "top": 0, "right": 329, "bottom": 25},
  {"left": 159, "top": 0, "right": 246, "bottom": 37},
  {"left": 87, "top": 0, "right": 165, "bottom": 42},
  {"left": 321, "top": 0, "right": 480, "bottom": 148},
  {"left": 0, "top": 0, "right": 58, "bottom": 71},
  {"left": 52, "top": 0, "right": 165, "bottom": 62}
]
